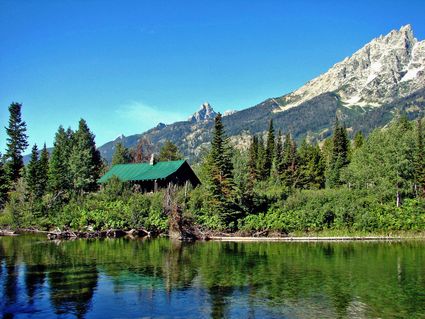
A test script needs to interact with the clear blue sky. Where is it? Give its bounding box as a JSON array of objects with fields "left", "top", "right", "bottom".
[{"left": 1, "top": 0, "right": 424, "bottom": 151}]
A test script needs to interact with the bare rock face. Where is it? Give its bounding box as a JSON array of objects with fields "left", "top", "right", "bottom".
[
  {"left": 188, "top": 102, "right": 217, "bottom": 122},
  {"left": 277, "top": 24, "right": 425, "bottom": 111}
]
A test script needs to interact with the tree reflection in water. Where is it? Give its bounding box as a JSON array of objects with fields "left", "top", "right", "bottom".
[{"left": 0, "top": 235, "right": 424, "bottom": 318}]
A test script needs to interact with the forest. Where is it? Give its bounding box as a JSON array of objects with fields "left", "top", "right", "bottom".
[{"left": 0, "top": 102, "right": 424, "bottom": 236}]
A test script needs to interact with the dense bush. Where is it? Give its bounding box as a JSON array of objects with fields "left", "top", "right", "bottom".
[{"left": 239, "top": 189, "right": 425, "bottom": 234}]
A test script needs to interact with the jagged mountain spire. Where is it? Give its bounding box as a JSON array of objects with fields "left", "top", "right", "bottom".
[
  {"left": 276, "top": 24, "right": 425, "bottom": 112},
  {"left": 188, "top": 102, "right": 217, "bottom": 122}
]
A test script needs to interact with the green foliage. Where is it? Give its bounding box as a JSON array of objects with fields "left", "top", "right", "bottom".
[
  {"left": 297, "top": 140, "right": 325, "bottom": 189},
  {"left": 326, "top": 117, "right": 350, "bottom": 188},
  {"left": 69, "top": 119, "right": 103, "bottom": 194},
  {"left": 264, "top": 119, "right": 275, "bottom": 177},
  {"left": 414, "top": 116, "right": 425, "bottom": 197},
  {"left": 48, "top": 126, "right": 73, "bottom": 196},
  {"left": 38, "top": 144, "right": 49, "bottom": 197},
  {"left": 203, "top": 113, "right": 238, "bottom": 229},
  {"left": 277, "top": 133, "right": 298, "bottom": 187},
  {"left": 111, "top": 142, "right": 132, "bottom": 165},
  {"left": 158, "top": 140, "right": 182, "bottom": 162},
  {"left": 0, "top": 155, "right": 8, "bottom": 208},
  {"left": 53, "top": 190, "right": 168, "bottom": 232},
  {"left": 346, "top": 118, "right": 415, "bottom": 206},
  {"left": 353, "top": 131, "right": 365, "bottom": 150},
  {"left": 4, "top": 102, "right": 29, "bottom": 184},
  {"left": 26, "top": 144, "right": 40, "bottom": 197},
  {"left": 25, "top": 143, "right": 49, "bottom": 200},
  {"left": 240, "top": 189, "right": 425, "bottom": 233}
]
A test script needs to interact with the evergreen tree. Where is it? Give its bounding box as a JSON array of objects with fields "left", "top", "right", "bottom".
[
  {"left": 353, "top": 131, "right": 365, "bottom": 150},
  {"left": 48, "top": 126, "right": 73, "bottom": 195},
  {"left": 205, "top": 113, "right": 237, "bottom": 227},
  {"left": 326, "top": 117, "right": 350, "bottom": 188},
  {"left": 38, "top": 143, "right": 49, "bottom": 197},
  {"left": 414, "top": 116, "right": 425, "bottom": 197},
  {"left": 256, "top": 136, "right": 267, "bottom": 180},
  {"left": 69, "top": 119, "right": 102, "bottom": 193},
  {"left": 274, "top": 130, "right": 283, "bottom": 176},
  {"left": 111, "top": 142, "right": 132, "bottom": 165},
  {"left": 298, "top": 140, "right": 325, "bottom": 189},
  {"left": 264, "top": 119, "right": 275, "bottom": 177},
  {"left": 279, "top": 133, "right": 298, "bottom": 187},
  {"left": 244, "top": 135, "right": 258, "bottom": 211},
  {"left": 0, "top": 152, "right": 9, "bottom": 207},
  {"left": 26, "top": 143, "right": 49, "bottom": 200},
  {"left": 247, "top": 136, "right": 258, "bottom": 183},
  {"left": 26, "top": 144, "right": 40, "bottom": 198},
  {"left": 4, "top": 102, "right": 28, "bottom": 183},
  {"left": 158, "top": 140, "right": 182, "bottom": 162}
]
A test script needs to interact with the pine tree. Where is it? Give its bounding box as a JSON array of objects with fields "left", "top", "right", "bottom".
[
  {"left": 25, "top": 143, "right": 49, "bottom": 200},
  {"left": 4, "top": 102, "right": 28, "bottom": 183},
  {"left": 414, "top": 116, "right": 425, "bottom": 197},
  {"left": 112, "top": 142, "right": 132, "bottom": 165},
  {"left": 26, "top": 144, "right": 40, "bottom": 198},
  {"left": 353, "top": 131, "right": 365, "bottom": 150},
  {"left": 298, "top": 140, "right": 325, "bottom": 189},
  {"left": 244, "top": 135, "right": 258, "bottom": 207},
  {"left": 69, "top": 119, "right": 102, "bottom": 194},
  {"left": 247, "top": 136, "right": 258, "bottom": 183},
  {"left": 256, "top": 136, "right": 267, "bottom": 180},
  {"left": 274, "top": 130, "right": 283, "bottom": 176},
  {"left": 326, "top": 117, "right": 350, "bottom": 188},
  {"left": 38, "top": 143, "right": 49, "bottom": 197},
  {"left": 279, "top": 133, "right": 298, "bottom": 187},
  {"left": 0, "top": 152, "right": 9, "bottom": 207},
  {"left": 48, "top": 126, "right": 73, "bottom": 195},
  {"left": 264, "top": 119, "right": 275, "bottom": 177},
  {"left": 205, "top": 113, "right": 237, "bottom": 227},
  {"left": 158, "top": 140, "right": 182, "bottom": 162}
]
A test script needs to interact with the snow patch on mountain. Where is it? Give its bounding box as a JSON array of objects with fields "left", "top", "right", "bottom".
[{"left": 275, "top": 24, "right": 425, "bottom": 113}]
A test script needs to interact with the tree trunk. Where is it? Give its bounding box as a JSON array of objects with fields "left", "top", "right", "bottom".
[{"left": 396, "top": 190, "right": 401, "bottom": 208}]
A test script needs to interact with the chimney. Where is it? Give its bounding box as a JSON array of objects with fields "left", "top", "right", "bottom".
[{"left": 150, "top": 154, "right": 156, "bottom": 166}]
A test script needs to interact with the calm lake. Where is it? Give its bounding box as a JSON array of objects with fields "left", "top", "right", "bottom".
[{"left": 0, "top": 235, "right": 424, "bottom": 319}]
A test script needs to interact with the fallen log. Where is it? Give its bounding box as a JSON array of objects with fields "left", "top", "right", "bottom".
[{"left": 0, "top": 229, "right": 18, "bottom": 236}]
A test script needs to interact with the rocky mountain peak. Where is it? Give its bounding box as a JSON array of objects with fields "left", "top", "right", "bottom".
[
  {"left": 188, "top": 102, "right": 217, "bottom": 122},
  {"left": 276, "top": 24, "right": 425, "bottom": 112}
]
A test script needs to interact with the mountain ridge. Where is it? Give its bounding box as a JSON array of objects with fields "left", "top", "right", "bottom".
[{"left": 64, "top": 25, "right": 425, "bottom": 163}]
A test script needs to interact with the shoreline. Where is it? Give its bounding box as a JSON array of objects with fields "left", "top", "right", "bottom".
[
  {"left": 208, "top": 236, "right": 423, "bottom": 242},
  {"left": 1, "top": 228, "right": 424, "bottom": 242}
]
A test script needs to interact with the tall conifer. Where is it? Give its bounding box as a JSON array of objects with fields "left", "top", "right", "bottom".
[
  {"left": 112, "top": 142, "right": 132, "bottom": 165},
  {"left": 4, "top": 102, "right": 28, "bottom": 183},
  {"left": 48, "top": 126, "right": 73, "bottom": 195},
  {"left": 256, "top": 136, "right": 267, "bottom": 180},
  {"left": 158, "top": 140, "right": 182, "bottom": 162},
  {"left": 274, "top": 130, "right": 283, "bottom": 176},
  {"left": 205, "top": 113, "right": 236, "bottom": 227},
  {"left": 264, "top": 119, "right": 275, "bottom": 177},
  {"left": 326, "top": 117, "right": 350, "bottom": 188},
  {"left": 69, "top": 119, "right": 102, "bottom": 193},
  {"left": 26, "top": 144, "right": 40, "bottom": 197},
  {"left": 38, "top": 144, "right": 49, "bottom": 197},
  {"left": 414, "top": 116, "right": 425, "bottom": 197}
]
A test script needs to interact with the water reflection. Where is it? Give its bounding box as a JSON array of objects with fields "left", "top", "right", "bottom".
[
  {"left": 0, "top": 235, "right": 424, "bottom": 318},
  {"left": 48, "top": 265, "right": 98, "bottom": 318}
]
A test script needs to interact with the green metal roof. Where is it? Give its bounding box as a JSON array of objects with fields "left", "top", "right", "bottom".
[{"left": 98, "top": 160, "right": 187, "bottom": 184}]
